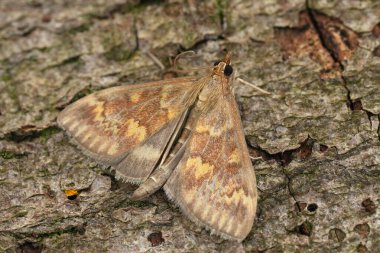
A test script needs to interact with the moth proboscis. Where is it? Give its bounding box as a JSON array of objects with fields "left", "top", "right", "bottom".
[{"left": 57, "top": 52, "right": 257, "bottom": 241}]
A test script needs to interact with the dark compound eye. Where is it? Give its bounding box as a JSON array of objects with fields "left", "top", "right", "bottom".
[
  {"left": 213, "top": 61, "right": 221, "bottom": 66},
  {"left": 223, "top": 65, "right": 233, "bottom": 76}
]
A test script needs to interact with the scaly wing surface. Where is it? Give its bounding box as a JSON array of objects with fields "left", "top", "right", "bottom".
[
  {"left": 164, "top": 93, "right": 257, "bottom": 241},
  {"left": 58, "top": 77, "right": 199, "bottom": 182}
]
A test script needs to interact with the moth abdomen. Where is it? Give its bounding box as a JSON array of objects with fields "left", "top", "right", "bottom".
[{"left": 131, "top": 128, "right": 191, "bottom": 200}]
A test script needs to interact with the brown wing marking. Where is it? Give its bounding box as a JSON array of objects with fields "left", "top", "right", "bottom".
[{"left": 114, "top": 109, "right": 188, "bottom": 183}]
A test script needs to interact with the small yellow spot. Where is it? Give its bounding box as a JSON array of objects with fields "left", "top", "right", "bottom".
[
  {"left": 228, "top": 149, "right": 240, "bottom": 164},
  {"left": 161, "top": 91, "right": 168, "bottom": 99},
  {"left": 167, "top": 108, "right": 177, "bottom": 120},
  {"left": 130, "top": 92, "right": 141, "bottom": 103},
  {"left": 186, "top": 157, "right": 214, "bottom": 179},
  {"left": 210, "top": 211, "right": 219, "bottom": 225},
  {"left": 232, "top": 188, "right": 245, "bottom": 204},
  {"left": 74, "top": 125, "right": 88, "bottom": 137},
  {"left": 93, "top": 101, "right": 105, "bottom": 121},
  {"left": 126, "top": 119, "right": 146, "bottom": 142},
  {"left": 195, "top": 122, "right": 208, "bottom": 133},
  {"left": 68, "top": 121, "right": 80, "bottom": 131},
  {"left": 210, "top": 124, "right": 227, "bottom": 136},
  {"left": 82, "top": 132, "right": 92, "bottom": 142},
  {"left": 132, "top": 145, "right": 161, "bottom": 159},
  {"left": 215, "top": 179, "right": 221, "bottom": 188},
  {"left": 225, "top": 220, "right": 235, "bottom": 234},
  {"left": 104, "top": 120, "right": 121, "bottom": 135},
  {"left": 89, "top": 136, "right": 100, "bottom": 148},
  {"left": 160, "top": 92, "right": 169, "bottom": 107},
  {"left": 182, "top": 188, "right": 196, "bottom": 205},
  {"left": 97, "top": 142, "right": 110, "bottom": 153},
  {"left": 60, "top": 116, "right": 73, "bottom": 126},
  {"left": 218, "top": 212, "right": 229, "bottom": 229},
  {"left": 195, "top": 122, "right": 226, "bottom": 136},
  {"left": 225, "top": 186, "right": 246, "bottom": 205},
  {"left": 201, "top": 205, "right": 212, "bottom": 220},
  {"left": 193, "top": 199, "right": 203, "bottom": 214},
  {"left": 108, "top": 142, "right": 119, "bottom": 155}
]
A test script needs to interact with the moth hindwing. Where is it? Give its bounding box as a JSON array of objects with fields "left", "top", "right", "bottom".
[{"left": 58, "top": 53, "right": 257, "bottom": 241}]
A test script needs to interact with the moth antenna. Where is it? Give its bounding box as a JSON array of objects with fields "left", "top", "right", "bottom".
[
  {"left": 173, "top": 50, "right": 197, "bottom": 69},
  {"left": 170, "top": 51, "right": 213, "bottom": 74},
  {"left": 236, "top": 77, "right": 272, "bottom": 95},
  {"left": 223, "top": 51, "right": 232, "bottom": 65},
  {"left": 171, "top": 66, "right": 213, "bottom": 74},
  {"left": 146, "top": 51, "right": 165, "bottom": 70}
]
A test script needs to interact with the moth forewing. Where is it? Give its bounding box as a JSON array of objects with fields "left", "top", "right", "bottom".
[{"left": 57, "top": 77, "right": 200, "bottom": 183}]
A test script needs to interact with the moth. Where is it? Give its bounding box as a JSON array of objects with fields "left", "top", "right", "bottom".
[{"left": 57, "top": 52, "right": 257, "bottom": 241}]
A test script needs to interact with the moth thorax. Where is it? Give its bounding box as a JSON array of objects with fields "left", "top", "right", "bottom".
[{"left": 195, "top": 83, "right": 220, "bottom": 113}]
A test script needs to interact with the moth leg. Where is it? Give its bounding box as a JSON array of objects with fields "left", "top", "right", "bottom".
[{"left": 131, "top": 127, "right": 191, "bottom": 200}]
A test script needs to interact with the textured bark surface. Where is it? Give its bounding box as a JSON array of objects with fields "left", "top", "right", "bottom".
[{"left": 0, "top": 0, "right": 379, "bottom": 252}]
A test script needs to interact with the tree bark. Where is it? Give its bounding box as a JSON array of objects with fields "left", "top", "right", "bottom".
[{"left": 0, "top": 0, "right": 379, "bottom": 252}]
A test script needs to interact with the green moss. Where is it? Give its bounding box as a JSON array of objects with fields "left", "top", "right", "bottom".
[
  {"left": 14, "top": 210, "right": 28, "bottom": 217},
  {"left": 104, "top": 45, "right": 134, "bottom": 62},
  {"left": 183, "top": 32, "right": 196, "bottom": 50},
  {"left": 56, "top": 138, "right": 70, "bottom": 146},
  {"left": 377, "top": 115, "right": 380, "bottom": 140},
  {"left": 66, "top": 22, "right": 92, "bottom": 34},
  {"left": 1, "top": 71, "right": 12, "bottom": 82},
  {"left": 7, "top": 87, "right": 20, "bottom": 109},
  {"left": 1, "top": 71, "right": 21, "bottom": 110},
  {"left": 213, "top": 0, "right": 227, "bottom": 26},
  {"left": 75, "top": 23, "right": 91, "bottom": 33},
  {"left": 43, "top": 55, "right": 83, "bottom": 71},
  {"left": 66, "top": 182, "right": 76, "bottom": 188},
  {"left": 124, "top": 0, "right": 165, "bottom": 14},
  {"left": 0, "top": 151, "right": 26, "bottom": 159},
  {"left": 60, "top": 55, "right": 83, "bottom": 66},
  {"left": 125, "top": 199, "right": 154, "bottom": 209},
  {"left": 38, "top": 168, "right": 50, "bottom": 177},
  {"left": 39, "top": 126, "right": 61, "bottom": 142},
  {"left": 70, "top": 87, "right": 96, "bottom": 103},
  {"left": 3, "top": 126, "right": 61, "bottom": 143},
  {"left": 31, "top": 224, "right": 85, "bottom": 241}
]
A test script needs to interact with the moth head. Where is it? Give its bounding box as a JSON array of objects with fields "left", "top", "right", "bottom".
[
  {"left": 213, "top": 61, "right": 233, "bottom": 76},
  {"left": 213, "top": 52, "right": 234, "bottom": 92}
]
